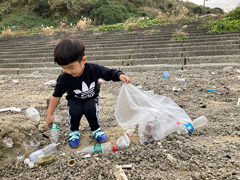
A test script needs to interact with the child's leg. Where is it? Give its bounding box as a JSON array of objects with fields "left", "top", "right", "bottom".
[
  {"left": 83, "top": 96, "right": 100, "bottom": 131},
  {"left": 67, "top": 99, "right": 83, "bottom": 131}
]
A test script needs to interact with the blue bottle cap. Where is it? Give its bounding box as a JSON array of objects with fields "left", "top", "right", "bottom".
[{"left": 184, "top": 122, "right": 194, "bottom": 133}]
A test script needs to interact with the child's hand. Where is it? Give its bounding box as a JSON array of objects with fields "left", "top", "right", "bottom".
[
  {"left": 120, "top": 74, "right": 131, "bottom": 84},
  {"left": 45, "top": 114, "right": 56, "bottom": 130}
]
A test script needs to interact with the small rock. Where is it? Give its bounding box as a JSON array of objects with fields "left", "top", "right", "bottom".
[
  {"left": 199, "top": 104, "right": 207, "bottom": 108},
  {"left": 225, "top": 154, "right": 231, "bottom": 159},
  {"left": 135, "top": 157, "right": 141, "bottom": 162}
]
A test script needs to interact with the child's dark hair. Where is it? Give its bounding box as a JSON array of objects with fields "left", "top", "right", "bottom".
[{"left": 54, "top": 39, "right": 85, "bottom": 65}]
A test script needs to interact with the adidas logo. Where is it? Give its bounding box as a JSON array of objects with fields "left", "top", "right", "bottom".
[{"left": 73, "top": 81, "right": 95, "bottom": 99}]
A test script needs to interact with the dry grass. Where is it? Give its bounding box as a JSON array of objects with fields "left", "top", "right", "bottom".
[
  {"left": 169, "top": 6, "right": 189, "bottom": 23},
  {"left": 124, "top": 17, "right": 146, "bottom": 32},
  {"left": 140, "top": 6, "right": 165, "bottom": 17},
  {"left": 1, "top": 28, "right": 15, "bottom": 37},
  {"left": 41, "top": 25, "right": 54, "bottom": 36},
  {"left": 174, "top": 30, "right": 188, "bottom": 37},
  {"left": 75, "top": 17, "right": 91, "bottom": 30}
]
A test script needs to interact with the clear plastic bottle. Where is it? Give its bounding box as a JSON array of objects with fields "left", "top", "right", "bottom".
[
  {"left": 113, "top": 133, "right": 130, "bottom": 151},
  {"left": 176, "top": 115, "right": 208, "bottom": 134},
  {"left": 175, "top": 78, "right": 187, "bottom": 82},
  {"left": 26, "top": 107, "right": 40, "bottom": 121},
  {"left": 77, "top": 142, "right": 112, "bottom": 154},
  {"left": 28, "top": 143, "right": 57, "bottom": 163},
  {"left": 49, "top": 114, "right": 61, "bottom": 144}
]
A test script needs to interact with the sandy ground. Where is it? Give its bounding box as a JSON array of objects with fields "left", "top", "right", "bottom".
[{"left": 0, "top": 67, "right": 240, "bottom": 179}]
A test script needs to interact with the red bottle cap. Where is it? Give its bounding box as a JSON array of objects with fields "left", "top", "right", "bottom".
[{"left": 112, "top": 145, "right": 118, "bottom": 151}]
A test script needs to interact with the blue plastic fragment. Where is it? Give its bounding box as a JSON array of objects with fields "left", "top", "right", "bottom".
[
  {"left": 205, "top": 89, "right": 217, "bottom": 92},
  {"left": 163, "top": 71, "right": 170, "bottom": 79}
]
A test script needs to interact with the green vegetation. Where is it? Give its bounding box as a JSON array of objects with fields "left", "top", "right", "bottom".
[
  {"left": 0, "top": 9, "right": 54, "bottom": 32},
  {"left": 171, "top": 30, "right": 189, "bottom": 41},
  {"left": 91, "top": 5, "right": 129, "bottom": 25},
  {"left": 0, "top": 0, "right": 230, "bottom": 36},
  {"left": 97, "top": 23, "right": 124, "bottom": 31},
  {"left": 198, "top": 7, "right": 240, "bottom": 34}
]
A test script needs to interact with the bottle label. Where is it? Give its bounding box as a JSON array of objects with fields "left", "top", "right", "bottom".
[
  {"left": 93, "top": 144, "right": 103, "bottom": 153},
  {"left": 184, "top": 122, "right": 194, "bottom": 133},
  {"left": 35, "top": 150, "right": 44, "bottom": 159},
  {"left": 50, "top": 122, "right": 60, "bottom": 129}
]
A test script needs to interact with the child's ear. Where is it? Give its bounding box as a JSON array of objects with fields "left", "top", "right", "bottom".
[{"left": 82, "top": 56, "right": 87, "bottom": 64}]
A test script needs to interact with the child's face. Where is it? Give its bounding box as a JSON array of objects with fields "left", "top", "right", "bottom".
[{"left": 61, "top": 57, "right": 87, "bottom": 77}]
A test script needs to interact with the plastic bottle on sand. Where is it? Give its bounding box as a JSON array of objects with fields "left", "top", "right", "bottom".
[
  {"left": 77, "top": 142, "right": 112, "bottom": 154},
  {"left": 28, "top": 143, "right": 57, "bottom": 163},
  {"left": 176, "top": 115, "right": 208, "bottom": 134},
  {"left": 49, "top": 114, "right": 61, "bottom": 144},
  {"left": 175, "top": 78, "right": 187, "bottom": 82},
  {"left": 113, "top": 133, "right": 130, "bottom": 151}
]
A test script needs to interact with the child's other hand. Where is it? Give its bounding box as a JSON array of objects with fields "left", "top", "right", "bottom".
[
  {"left": 120, "top": 74, "right": 131, "bottom": 84},
  {"left": 45, "top": 115, "right": 56, "bottom": 130}
]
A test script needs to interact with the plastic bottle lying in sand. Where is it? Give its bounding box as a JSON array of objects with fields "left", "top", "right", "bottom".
[
  {"left": 113, "top": 133, "right": 130, "bottom": 151},
  {"left": 77, "top": 142, "right": 112, "bottom": 154},
  {"left": 28, "top": 143, "right": 57, "bottom": 163},
  {"left": 176, "top": 115, "right": 208, "bottom": 134},
  {"left": 49, "top": 114, "right": 61, "bottom": 144},
  {"left": 175, "top": 78, "right": 187, "bottom": 82}
]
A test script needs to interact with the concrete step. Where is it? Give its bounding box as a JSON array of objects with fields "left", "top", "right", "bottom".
[
  {"left": 0, "top": 62, "right": 239, "bottom": 75},
  {"left": 0, "top": 31, "right": 239, "bottom": 49},
  {"left": 1, "top": 39, "right": 239, "bottom": 55},
  {"left": 1, "top": 55, "right": 239, "bottom": 69},
  {"left": 1, "top": 48, "right": 239, "bottom": 63},
  {"left": 0, "top": 44, "right": 239, "bottom": 58}
]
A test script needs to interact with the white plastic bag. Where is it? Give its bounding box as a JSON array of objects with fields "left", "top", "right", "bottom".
[
  {"left": 26, "top": 107, "right": 40, "bottom": 122},
  {"left": 115, "top": 84, "right": 192, "bottom": 144}
]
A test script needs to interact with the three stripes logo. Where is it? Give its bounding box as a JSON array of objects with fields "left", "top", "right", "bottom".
[{"left": 73, "top": 81, "right": 95, "bottom": 99}]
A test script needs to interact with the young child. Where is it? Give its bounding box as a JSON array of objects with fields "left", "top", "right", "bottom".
[{"left": 45, "top": 39, "right": 131, "bottom": 148}]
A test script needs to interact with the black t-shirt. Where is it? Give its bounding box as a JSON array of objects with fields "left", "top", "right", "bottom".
[{"left": 53, "top": 63, "right": 123, "bottom": 101}]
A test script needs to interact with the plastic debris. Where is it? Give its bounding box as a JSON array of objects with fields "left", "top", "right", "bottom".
[
  {"left": 98, "top": 78, "right": 104, "bottom": 85},
  {"left": 205, "top": 89, "right": 217, "bottom": 92},
  {"left": 237, "top": 98, "right": 240, "bottom": 105},
  {"left": 0, "top": 107, "right": 21, "bottom": 112},
  {"left": 82, "top": 154, "right": 91, "bottom": 158},
  {"left": 26, "top": 107, "right": 40, "bottom": 121},
  {"left": 24, "top": 158, "right": 31, "bottom": 165},
  {"left": 175, "top": 78, "right": 187, "bottom": 82},
  {"left": 113, "top": 133, "right": 130, "bottom": 151},
  {"left": 222, "top": 66, "right": 233, "bottom": 71},
  {"left": 28, "top": 162, "right": 35, "bottom": 168},
  {"left": 173, "top": 87, "right": 183, "bottom": 92},
  {"left": 163, "top": 71, "right": 170, "bottom": 79},
  {"left": 12, "top": 79, "right": 20, "bottom": 84},
  {"left": 44, "top": 80, "right": 56, "bottom": 85},
  {"left": 2, "top": 137, "right": 13, "bottom": 148}
]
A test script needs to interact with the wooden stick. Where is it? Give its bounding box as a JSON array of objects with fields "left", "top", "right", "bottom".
[
  {"left": 120, "top": 164, "right": 132, "bottom": 169},
  {"left": 114, "top": 165, "right": 128, "bottom": 180}
]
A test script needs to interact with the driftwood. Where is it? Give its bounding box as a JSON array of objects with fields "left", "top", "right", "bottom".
[{"left": 113, "top": 165, "right": 128, "bottom": 180}]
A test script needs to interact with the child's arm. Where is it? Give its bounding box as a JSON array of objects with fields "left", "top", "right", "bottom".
[
  {"left": 119, "top": 74, "right": 131, "bottom": 84},
  {"left": 45, "top": 96, "right": 61, "bottom": 130}
]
